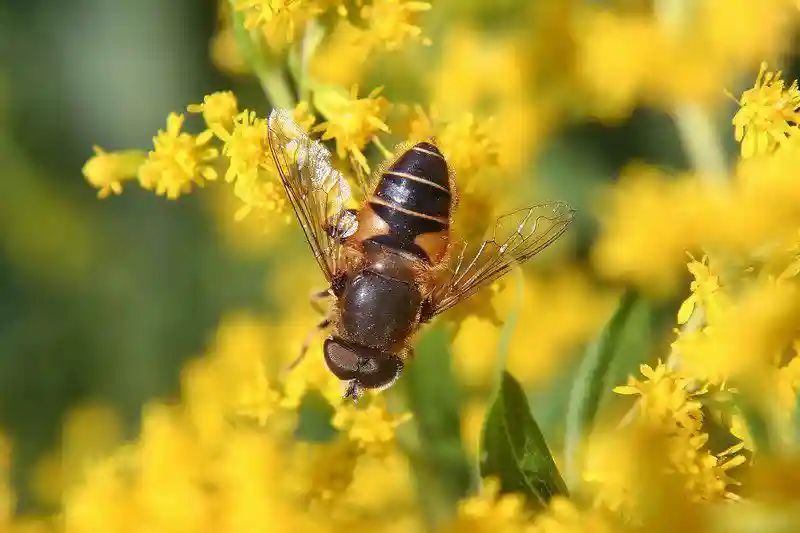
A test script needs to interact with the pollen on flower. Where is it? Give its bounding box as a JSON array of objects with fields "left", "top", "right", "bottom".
[
  {"left": 187, "top": 91, "right": 239, "bottom": 131},
  {"left": 314, "top": 85, "right": 390, "bottom": 172},
  {"left": 137, "top": 113, "right": 219, "bottom": 199},
  {"left": 731, "top": 62, "right": 800, "bottom": 159},
  {"left": 82, "top": 146, "right": 146, "bottom": 199},
  {"left": 360, "top": 0, "right": 433, "bottom": 51}
]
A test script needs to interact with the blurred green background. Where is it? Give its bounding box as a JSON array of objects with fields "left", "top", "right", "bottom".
[{"left": 0, "top": 0, "right": 788, "bottom": 514}]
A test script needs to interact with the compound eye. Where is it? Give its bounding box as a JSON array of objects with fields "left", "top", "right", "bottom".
[
  {"left": 323, "top": 338, "right": 360, "bottom": 380},
  {"left": 356, "top": 352, "right": 404, "bottom": 391}
]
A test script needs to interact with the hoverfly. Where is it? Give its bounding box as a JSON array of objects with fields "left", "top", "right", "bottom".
[{"left": 267, "top": 109, "right": 575, "bottom": 402}]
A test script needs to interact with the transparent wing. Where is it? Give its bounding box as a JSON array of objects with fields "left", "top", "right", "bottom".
[
  {"left": 267, "top": 109, "right": 358, "bottom": 283},
  {"left": 429, "top": 202, "right": 575, "bottom": 317}
]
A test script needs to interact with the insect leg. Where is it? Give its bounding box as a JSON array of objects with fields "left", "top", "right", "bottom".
[
  {"left": 342, "top": 381, "right": 362, "bottom": 404},
  {"left": 282, "top": 317, "right": 332, "bottom": 376},
  {"left": 309, "top": 288, "right": 333, "bottom": 316}
]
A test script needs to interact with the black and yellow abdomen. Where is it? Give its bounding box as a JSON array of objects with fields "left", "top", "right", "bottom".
[{"left": 353, "top": 141, "right": 452, "bottom": 264}]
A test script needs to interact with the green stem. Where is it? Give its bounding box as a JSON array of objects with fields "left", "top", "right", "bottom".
[
  {"left": 653, "top": 0, "right": 730, "bottom": 354},
  {"left": 256, "top": 67, "right": 297, "bottom": 110},
  {"left": 228, "top": 1, "right": 297, "bottom": 110}
]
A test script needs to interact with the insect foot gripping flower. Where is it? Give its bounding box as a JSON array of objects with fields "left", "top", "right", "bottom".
[
  {"left": 313, "top": 85, "right": 391, "bottom": 173},
  {"left": 731, "top": 62, "right": 800, "bottom": 159},
  {"left": 82, "top": 146, "right": 146, "bottom": 198},
  {"left": 137, "top": 112, "right": 219, "bottom": 199}
]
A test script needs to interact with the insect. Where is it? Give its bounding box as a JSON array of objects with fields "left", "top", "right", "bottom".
[{"left": 267, "top": 109, "right": 575, "bottom": 402}]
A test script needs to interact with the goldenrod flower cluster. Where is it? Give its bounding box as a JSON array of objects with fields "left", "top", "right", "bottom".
[{"left": 41, "top": 1, "right": 800, "bottom": 533}]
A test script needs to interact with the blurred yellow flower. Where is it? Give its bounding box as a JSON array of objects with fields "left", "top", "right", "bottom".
[
  {"left": 529, "top": 496, "right": 613, "bottom": 533},
  {"left": 731, "top": 62, "right": 800, "bottom": 159},
  {"left": 332, "top": 398, "right": 412, "bottom": 456},
  {"left": 447, "top": 477, "right": 529, "bottom": 533},
  {"left": 360, "top": 0, "right": 432, "bottom": 51},
  {"left": 314, "top": 85, "right": 390, "bottom": 172},
  {"left": 310, "top": 19, "right": 374, "bottom": 87},
  {"left": 187, "top": 91, "right": 239, "bottom": 131},
  {"left": 82, "top": 146, "right": 146, "bottom": 199},
  {"left": 575, "top": 11, "right": 662, "bottom": 121},
  {"left": 614, "top": 362, "right": 704, "bottom": 434},
  {"left": 213, "top": 110, "right": 270, "bottom": 183},
  {"left": 611, "top": 362, "right": 744, "bottom": 503},
  {"left": 287, "top": 437, "right": 361, "bottom": 506},
  {"left": 409, "top": 106, "right": 498, "bottom": 182},
  {"left": 137, "top": 113, "right": 219, "bottom": 199},
  {"left": 676, "top": 254, "right": 727, "bottom": 325},
  {"left": 210, "top": 2, "right": 251, "bottom": 75},
  {"left": 292, "top": 100, "right": 316, "bottom": 132}
]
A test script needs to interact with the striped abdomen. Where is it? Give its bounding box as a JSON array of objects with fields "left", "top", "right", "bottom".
[{"left": 357, "top": 142, "right": 452, "bottom": 264}]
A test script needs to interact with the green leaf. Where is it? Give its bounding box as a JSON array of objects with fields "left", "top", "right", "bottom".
[
  {"left": 480, "top": 371, "right": 569, "bottom": 510},
  {"left": 400, "top": 327, "right": 473, "bottom": 526},
  {"left": 735, "top": 391, "right": 774, "bottom": 455},
  {"left": 563, "top": 289, "right": 639, "bottom": 486}
]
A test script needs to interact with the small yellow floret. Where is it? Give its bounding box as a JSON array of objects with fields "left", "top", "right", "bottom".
[
  {"left": 82, "top": 146, "right": 146, "bottom": 199},
  {"left": 187, "top": 91, "right": 239, "bottom": 131},
  {"left": 732, "top": 62, "right": 800, "bottom": 158},
  {"left": 138, "top": 113, "right": 219, "bottom": 199}
]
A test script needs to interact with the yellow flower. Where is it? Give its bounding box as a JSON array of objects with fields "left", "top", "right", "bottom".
[
  {"left": 575, "top": 11, "right": 663, "bottom": 121},
  {"left": 360, "top": 0, "right": 432, "bottom": 51},
  {"left": 314, "top": 85, "right": 390, "bottom": 172},
  {"left": 310, "top": 19, "right": 373, "bottom": 87},
  {"left": 292, "top": 100, "right": 316, "bottom": 132},
  {"left": 409, "top": 106, "right": 499, "bottom": 183},
  {"left": 331, "top": 397, "right": 412, "bottom": 456},
  {"left": 231, "top": 175, "right": 288, "bottom": 221},
  {"left": 286, "top": 437, "right": 361, "bottom": 506},
  {"left": 731, "top": 62, "right": 800, "bottom": 159},
  {"left": 187, "top": 91, "right": 239, "bottom": 131},
  {"left": 611, "top": 362, "right": 745, "bottom": 504},
  {"left": 676, "top": 254, "right": 727, "bottom": 325},
  {"left": 529, "top": 495, "right": 614, "bottom": 533},
  {"left": 82, "top": 146, "right": 146, "bottom": 198},
  {"left": 234, "top": 0, "right": 322, "bottom": 50},
  {"left": 614, "top": 362, "right": 704, "bottom": 434},
  {"left": 214, "top": 110, "right": 271, "bottom": 183},
  {"left": 448, "top": 477, "right": 529, "bottom": 533},
  {"left": 137, "top": 113, "right": 219, "bottom": 199}
]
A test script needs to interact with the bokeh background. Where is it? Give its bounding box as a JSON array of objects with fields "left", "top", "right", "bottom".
[{"left": 0, "top": 0, "right": 796, "bottom": 523}]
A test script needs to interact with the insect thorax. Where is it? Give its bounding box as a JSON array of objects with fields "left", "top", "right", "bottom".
[{"left": 338, "top": 245, "right": 423, "bottom": 352}]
